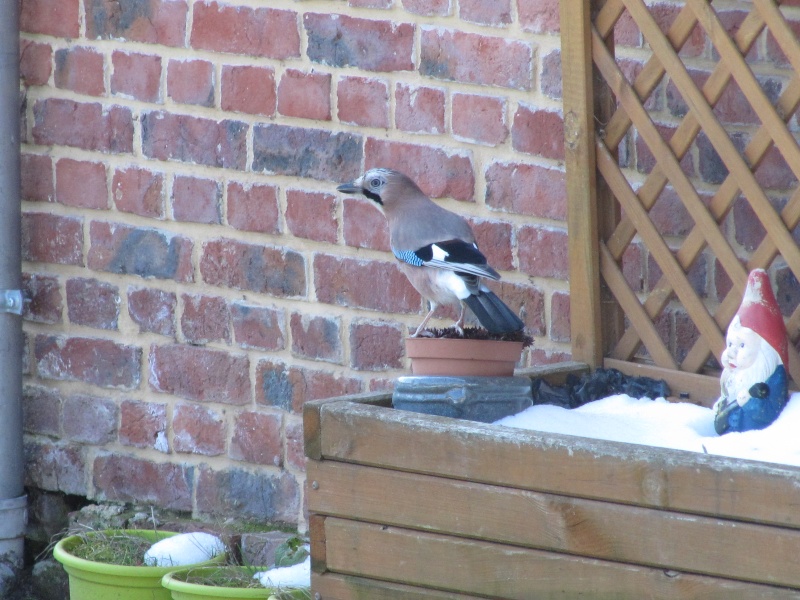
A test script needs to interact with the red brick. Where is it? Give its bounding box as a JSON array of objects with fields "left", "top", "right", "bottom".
[
  {"left": 201, "top": 239, "right": 306, "bottom": 297},
  {"left": 648, "top": 186, "right": 696, "bottom": 238},
  {"left": 675, "top": 311, "right": 701, "bottom": 363},
  {"left": 528, "top": 347, "right": 572, "bottom": 366},
  {"left": 88, "top": 221, "right": 194, "bottom": 282},
  {"left": 485, "top": 161, "right": 567, "bottom": 219},
  {"left": 66, "top": 278, "right": 119, "bottom": 330},
  {"left": 403, "top": 0, "right": 450, "bottom": 16},
  {"left": 284, "top": 418, "right": 305, "bottom": 471},
  {"left": 754, "top": 145, "right": 797, "bottom": 191},
  {"left": 142, "top": 111, "right": 247, "bottom": 170},
  {"left": 256, "top": 360, "right": 361, "bottom": 412},
  {"left": 365, "top": 138, "right": 474, "bottom": 201},
  {"left": 63, "top": 394, "right": 117, "bottom": 444},
  {"left": 469, "top": 218, "right": 514, "bottom": 272},
  {"left": 350, "top": 319, "right": 404, "bottom": 370},
  {"left": 221, "top": 65, "right": 276, "bottom": 116},
  {"left": 191, "top": 2, "right": 300, "bottom": 59},
  {"left": 635, "top": 124, "right": 695, "bottom": 176},
  {"left": 460, "top": 0, "right": 511, "bottom": 25},
  {"left": 167, "top": 59, "right": 214, "bottom": 107},
  {"left": 172, "top": 176, "right": 221, "bottom": 224},
  {"left": 512, "top": 106, "right": 564, "bottom": 160},
  {"left": 33, "top": 99, "right": 134, "bottom": 153},
  {"left": 518, "top": 225, "right": 569, "bottom": 279},
  {"left": 540, "top": 50, "right": 562, "bottom": 99},
  {"left": 285, "top": 190, "right": 337, "bottom": 243},
  {"left": 23, "top": 273, "right": 62, "bottom": 324},
  {"left": 305, "top": 13, "right": 414, "bottom": 72},
  {"left": 314, "top": 254, "right": 421, "bottom": 314},
  {"left": 290, "top": 312, "right": 342, "bottom": 363},
  {"left": 173, "top": 403, "right": 226, "bottom": 456},
  {"left": 54, "top": 47, "right": 104, "bottom": 96},
  {"left": 86, "top": 0, "right": 187, "bottom": 46},
  {"left": 452, "top": 93, "right": 507, "bottom": 145},
  {"left": 22, "top": 212, "right": 84, "bottom": 266},
  {"left": 55, "top": 159, "right": 107, "bottom": 209},
  {"left": 337, "top": 76, "right": 389, "bottom": 128},
  {"left": 20, "top": 40, "right": 52, "bottom": 87},
  {"left": 278, "top": 69, "right": 331, "bottom": 120},
  {"left": 112, "top": 166, "right": 163, "bottom": 218},
  {"left": 196, "top": 465, "right": 300, "bottom": 524},
  {"left": 650, "top": 4, "right": 706, "bottom": 57},
  {"left": 350, "top": 0, "right": 391, "bottom": 6},
  {"left": 23, "top": 385, "right": 61, "bottom": 436},
  {"left": 550, "top": 291, "right": 571, "bottom": 342},
  {"left": 93, "top": 454, "right": 192, "bottom": 511},
  {"left": 111, "top": 51, "right": 162, "bottom": 102},
  {"left": 127, "top": 286, "right": 176, "bottom": 336},
  {"left": 622, "top": 243, "right": 644, "bottom": 294},
  {"left": 34, "top": 334, "right": 141, "bottom": 389},
  {"left": 395, "top": 84, "right": 445, "bottom": 133},
  {"left": 420, "top": 28, "right": 532, "bottom": 90},
  {"left": 229, "top": 411, "right": 282, "bottom": 466},
  {"left": 119, "top": 399, "right": 168, "bottom": 451},
  {"left": 767, "top": 18, "right": 800, "bottom": 67},
  {"left": 25, "top": 441, "right": 86, "bottom": 496},
  {"left": 181, "top": 293, "right": 230, "bottom": 344},
  {"left": 343, "top": 197, "right": 391, "bottom": 251},
  {"left": 494, "top": 280, "right": 545, "bottom": 336},
  {"left": 732, "top": 195, "right": 766, "bottom": 252},
  {"left": 613, "top": 6, "right": 641, "bottom": 47},
  {"left": 518, "top": 0, "right": 559, "bottom": 34},
  {"left": 231, "top": 303, "right": 285, "bottom": 351},
  {"left": 21, "top": 0, "right": 79, "bottom": 37},
  {"left": 149, "top": 343, "right": 250, "bottom": 404},
  {"left": 21, "top": 153, "right": 53, "bottom": 202},
  {"left": 226, "top": 182, "right": 280, "bottom": 234}
]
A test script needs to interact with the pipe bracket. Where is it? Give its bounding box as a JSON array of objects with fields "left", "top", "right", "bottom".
[{"left": 0, "top": 290, "right": 22, "bottom": 315}]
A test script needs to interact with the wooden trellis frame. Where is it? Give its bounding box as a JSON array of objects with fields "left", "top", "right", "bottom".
[{"left": 564, "top": 0, "right": 800, "bottom": 404}]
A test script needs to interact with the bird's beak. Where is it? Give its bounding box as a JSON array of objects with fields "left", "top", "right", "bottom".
[{"left": 336, "top": 177, "right": 363, "bottom": 195}]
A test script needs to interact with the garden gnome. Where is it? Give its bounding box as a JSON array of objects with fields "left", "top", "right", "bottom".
[{"left": 713, "top": 269, "right": 788, "bottom": 435}]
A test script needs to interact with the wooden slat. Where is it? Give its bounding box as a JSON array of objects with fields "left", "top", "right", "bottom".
[
  {"left": 312, "top": 572, "right": 484, "bottom": 600},
  {"left": 604, "top": 358, "right": 720, "bottom": 406},
  {"left": 755, "top": 0, "right": 800, "bottom": 77},
  {"left": 310, "top": 460, "right": 800, "bottom": 589},
  {"left": 323, "top": 518, "right": 800, "bottom": 599},
  {"left": 316, "top": 399, "right": 800, "bottom": 529},
  {"left": 562, "top": 0, "right": 603, "bottom": 367}
]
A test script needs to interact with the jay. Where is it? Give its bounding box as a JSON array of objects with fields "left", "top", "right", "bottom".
[{"left": 337, "top": 168, "right": 524, "bottom": 337}]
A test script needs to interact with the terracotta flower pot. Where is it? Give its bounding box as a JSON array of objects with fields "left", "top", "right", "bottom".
[{"left": 405, "top": 337, "right": 524, "bottom": 377}]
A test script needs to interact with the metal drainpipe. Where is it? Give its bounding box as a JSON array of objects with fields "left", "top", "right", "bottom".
[{"left": 0, "top": 0, "right": 28, "bottom": 588}]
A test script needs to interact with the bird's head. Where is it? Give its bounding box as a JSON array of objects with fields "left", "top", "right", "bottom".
[{"left": 336, "top": 168, "right": 421, "bottom": 210}]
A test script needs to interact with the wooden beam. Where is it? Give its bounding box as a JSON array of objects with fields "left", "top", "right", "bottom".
[{"left": 561, "top": 0, "right": 603, "bottom": 366}]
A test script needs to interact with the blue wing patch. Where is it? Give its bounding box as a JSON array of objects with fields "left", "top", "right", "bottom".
[{"left": 393, "top": 248, "right": 424, "bottom": 267}]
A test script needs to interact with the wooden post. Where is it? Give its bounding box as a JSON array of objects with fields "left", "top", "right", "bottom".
[{"left": 561, "top": 0, "right": 603, "bottom": 366}]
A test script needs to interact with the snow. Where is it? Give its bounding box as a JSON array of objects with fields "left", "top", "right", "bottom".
[
  {"left": 254, "top": 556, "right": 311, "bottom": 589},
  {"left": 144, "top": 532, "right": 226, "bottom": 567},
  {"left": 494, "top": 391, "right": 800, "bottom": 467}
]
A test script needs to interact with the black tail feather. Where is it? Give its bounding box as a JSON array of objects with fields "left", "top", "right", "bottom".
[{"left": 463, "top": 290, "right": 524, "bottom": 334}]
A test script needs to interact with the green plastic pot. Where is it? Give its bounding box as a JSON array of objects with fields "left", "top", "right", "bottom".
[
  {"left": 53, "top": 530, "right": 226, "bottom": 600},
  {"left": 162, "top": 567, "right": 309, "bottom": 600}
]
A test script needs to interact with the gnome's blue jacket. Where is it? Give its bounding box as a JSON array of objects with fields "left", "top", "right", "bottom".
[{"left": 714, "top": 365, "right": 787, "bottom": 435}]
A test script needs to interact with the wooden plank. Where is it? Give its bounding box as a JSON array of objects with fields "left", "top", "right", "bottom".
[
  {"left": 304, "top": 392, "right": 392, "bottom": 460},
  {"left": 561, "top": 0, "right": 603, "bottom": 367},
  {"left": 308, "top": 514, "right": 327, "bottom": 575},
  {"left": 604, "top": 358, "right": 719, "bottom": 406},
  {"left": 515, "top": 360, "right": 590, "bottom": 385},
  {"left": 312, "top": 572, "right": 484, "bottom": 600},
  {"left": 323, "top": 518, "right": 800, "bottom": 599},
  {"left": 309, "top": 460, "right": 800, "bottom": 589},
  {"left": 317, "top": 399, "right": 800, "bottom": 529}
]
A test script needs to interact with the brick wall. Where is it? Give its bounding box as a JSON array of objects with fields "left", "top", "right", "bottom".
[
  {"left": 19, "top": 0, "right": 569, "bottom": 528},
  {"left": 20, "top": 0, "right": 798, "bottom": 529}
]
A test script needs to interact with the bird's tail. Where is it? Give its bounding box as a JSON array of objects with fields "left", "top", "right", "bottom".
[{"left": 464, "top": 290, "right": 524, "bottom": 334}]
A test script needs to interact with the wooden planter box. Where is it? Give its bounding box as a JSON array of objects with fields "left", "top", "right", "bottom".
[{"left": 304, "top": 363, "right": 800, "bottom": 599}]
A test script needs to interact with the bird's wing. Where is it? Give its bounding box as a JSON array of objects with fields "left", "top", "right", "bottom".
[{"left": 393, "top": 239, "right": 500, "bottom": 280}]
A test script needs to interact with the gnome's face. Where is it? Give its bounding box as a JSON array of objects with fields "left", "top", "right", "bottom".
[{"left": 721, "top": 318, "right": 761, "bottom": 372}]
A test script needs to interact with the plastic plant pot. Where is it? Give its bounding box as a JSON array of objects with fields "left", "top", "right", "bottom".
[{"left": 162, "top": 566, "right": 309, "bottom": 600}]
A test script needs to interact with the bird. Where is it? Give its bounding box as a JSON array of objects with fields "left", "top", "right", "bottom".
[{"left": 336, "top": 168, "right": 524, "bottom": 337}]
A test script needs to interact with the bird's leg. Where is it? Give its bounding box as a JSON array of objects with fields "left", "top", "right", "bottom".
[
  {"left": 411, "top": 303, "right": 437, "bottom": 337},
  {"left": 453, "top": 304, "right": 467, "bottom": 336}
]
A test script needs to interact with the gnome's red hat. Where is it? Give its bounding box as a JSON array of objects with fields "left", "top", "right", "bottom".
[{"left": 736, "top": 269, "right": 788, "bottom": 366}]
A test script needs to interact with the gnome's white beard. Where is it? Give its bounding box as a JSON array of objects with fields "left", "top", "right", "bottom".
[{"left": 722, "top": 338, "right": 779, "bottom": 404}]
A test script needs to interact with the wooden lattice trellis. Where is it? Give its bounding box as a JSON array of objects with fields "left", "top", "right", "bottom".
[{"left": 563, "top": 0, "right": 800, "bottom": 402}]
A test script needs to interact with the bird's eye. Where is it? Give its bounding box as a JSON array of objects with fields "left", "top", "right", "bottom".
[{"left": 370, "top": 178, "right": 382, "bottom": 188}]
